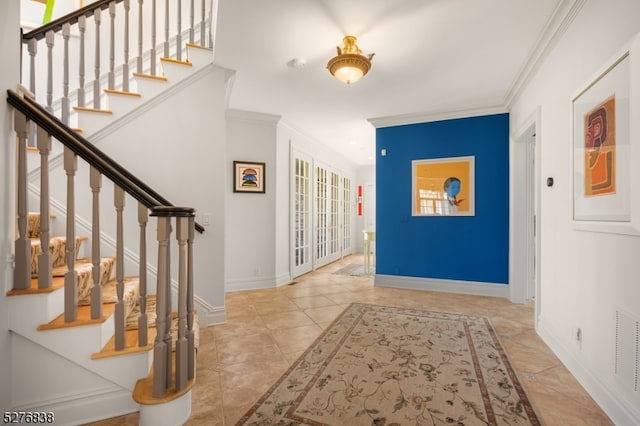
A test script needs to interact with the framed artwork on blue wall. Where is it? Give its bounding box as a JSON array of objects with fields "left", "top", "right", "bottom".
[
  {"left": 412, "top": 156, "right": 475, "bottom": 216},
  {"left": 233, "top": 161, "right": 265, "bottom": 193}
]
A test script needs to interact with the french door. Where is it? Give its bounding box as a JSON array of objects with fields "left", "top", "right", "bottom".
[
  {"left": 291, "top": 152, "right": 353, "bottom": 278},
  {"left": 291, "top": 152, "right": 313, "bottom": 278}
]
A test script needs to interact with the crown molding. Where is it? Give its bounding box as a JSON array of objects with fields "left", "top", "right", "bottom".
[
  {"left": 503, "top": 0, "right": 587, "bottom": 107},
  {"left": 367, "top": 104, "right": 507, "bottom": 129}
]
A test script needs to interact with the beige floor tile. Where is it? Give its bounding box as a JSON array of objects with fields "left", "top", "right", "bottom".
[
  {"left": 260, "top": 309, "right": 315, "bottom": 330},
  {"left": 290, "top": 295, "right": 338, "bottom": 309},
  {"left": 303, "top": 305, "right": 346, "bottom": 323},
  {"left": 88, "top": 255, "right": 613, "bottom": 426},
  {"left": 270, "top": 323, "right": 323, "bottom": 353}
]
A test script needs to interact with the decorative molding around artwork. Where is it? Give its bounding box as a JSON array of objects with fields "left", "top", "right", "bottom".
[
  {"left": 570, "top": 32, "right": 640, "bottom": 235},
  {"left": 374, "top": 274, "right": 510, "bottom": 299}
]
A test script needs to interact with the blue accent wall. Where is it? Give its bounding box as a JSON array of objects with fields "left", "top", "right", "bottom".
[{"left": 375, "top": 113, "right": 509, "bottom": 284}]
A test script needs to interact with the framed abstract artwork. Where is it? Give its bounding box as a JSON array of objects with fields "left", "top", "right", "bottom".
[
  {"left": 570, "top": 34, "right": 640, "bottom": 234},
  {"left": 412, "top": 156, "right": 475, "bottom": 216},
  {"left": 233, "top": 161, "right": 265, "bottom": 193}
]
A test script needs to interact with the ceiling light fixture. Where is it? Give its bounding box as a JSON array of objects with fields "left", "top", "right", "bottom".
[{"left": 327, "top": 35, "right": 374, "bottom": 84}]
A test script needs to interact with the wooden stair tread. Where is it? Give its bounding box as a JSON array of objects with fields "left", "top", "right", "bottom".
[
  {"left": 133, "top": 72, "right": 168, "bottom": 82},
  {"left": 6, "top": 275, "right": 64, "bottom": 296},
  {"left": 133, "top": 351, "right": 195, "bottom": 405},
  {"left": 92, "top": 326, "right": 157, "bottom": 359},
  {"left": 160, "top": 56, "right": 192, "bottom": 66},
  {"left": 38, "top": 302, "right": 116, "bottom": 330},
  {"left": 186, "top": 42, "right": 212, "bottom": 51},
  {"left": 104, "top": 88, "right": 142, "bottom": 97},
  {"left": 72, "top": 106, "right": 114, "bottom": 114}
]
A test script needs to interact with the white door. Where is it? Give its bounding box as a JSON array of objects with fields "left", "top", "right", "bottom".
[
  {"left": 342, "top": 176, "right": 353, "bottom": 257},
  {"left": 314, "top": 164, "right": 342, "bottom": 268},
  {"left": 291, "top": 152, "right": 313, "bottom": 278}
]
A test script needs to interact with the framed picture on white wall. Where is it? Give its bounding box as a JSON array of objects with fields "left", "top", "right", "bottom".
[{"left": 570, "top": 32, "right": 640, "bottom": 235}]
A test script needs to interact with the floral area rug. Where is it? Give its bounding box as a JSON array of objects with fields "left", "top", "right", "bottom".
[{"left": 236, "top": 303, "right": 540, "bottom": 426}]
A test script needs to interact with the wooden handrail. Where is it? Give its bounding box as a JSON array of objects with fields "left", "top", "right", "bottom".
[
  {"left": 22, "top": 0, "right": 123, "bottom": 42},
  {"left": 7, "top": 89, "right": 205, "bottom": 233}
]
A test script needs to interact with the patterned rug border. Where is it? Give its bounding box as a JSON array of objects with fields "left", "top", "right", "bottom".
[{"left": 236, "top": 302, "right": 541, "bottom": 426}]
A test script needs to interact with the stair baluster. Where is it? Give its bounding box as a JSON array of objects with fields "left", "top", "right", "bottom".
[
  {"left": 163, "top": 0, "right": 170, "bottom": 58},
  {"left": 176, "top": 0, "right": 183, "bottom": 61},
  {"left": 136, "top": 0, "right": 144, "bottom": 74},
  {"left": 114, "top": 186, "right": 126, "bottom": 349},
  {"left": 37, "top": 127, "right": 53, "bottom": 289},
  {"left": 189, "top": 0, "right": 194, "bottom": 44},
  {"left": 78, "top": 15, "right": 87, "bottom": 107},
  {"left": 200, "top": 0, "right": 206, "bottom": 47},
  {"left": 122, "top": 0, "right": 131, "bottom": 92},
  {"left": 93, "top": 9, "right": 102, "bottom": 109},
  {"left": 90, "top": 167, "right": 103, "bottom": 319},
  {"left": 138, "top": 203, "right": 149, "bottom": 346},
  {"left": 108, "top": 3, "right": 116, "bottom": 90},
  {"left": 45, "top": 30, "right": 55, "bottom": 113},
  {"left": 175, "top": 214, "right": 189, "bottom": 390},
  {"left": 187, "top": 213, "right": 195, "bottom": 380},
  {"left": 62, "top": 23, "right": 71, "bottom": 125},
  {"left": 152, "top": 214, "right": 171, "bottom": 398},
  {"left": 13, "top": 110, "right": 31, "bottom": 291},
  {"left": 150, "top": 0, "right": 158, "bottom": 76},
  {"left": 63, "top": 147, "right": 79, "bottom": 322}
]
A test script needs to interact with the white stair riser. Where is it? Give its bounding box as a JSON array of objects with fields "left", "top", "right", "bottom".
[
  {"left": 159, "top": 60, "right": 195, "bottom": 83},
  {"left": 139, "top": 390, "right": 192, "bottom": 426},
  {"left": 105, "top": 93, "right": 143, "bottom": 118},
  {"left": 75, "top": 110, "right": 115, "bottom": 136},
  {"left": 8, "top": 290, "right": 63, "bottom": 327},
  {"left": 186, "top": 46, "right": 213, "bottom": 67}
]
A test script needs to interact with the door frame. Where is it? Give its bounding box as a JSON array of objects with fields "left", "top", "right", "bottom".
[{"left": 510, "top": 108, "right": 541, "bottom": 315}]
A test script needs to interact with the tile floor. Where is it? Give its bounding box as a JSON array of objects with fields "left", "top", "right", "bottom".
[{"left": 87, "top": 254, "right": 613, "bottom": 426}]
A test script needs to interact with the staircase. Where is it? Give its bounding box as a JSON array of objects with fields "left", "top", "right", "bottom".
[{"left": 6, "top": 1, "right": 215, "bottom": 424}]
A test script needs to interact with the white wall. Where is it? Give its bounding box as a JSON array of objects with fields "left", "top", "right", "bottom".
[
  {"left": 510, "top": 1, "right": 640, "bottom": 423},
  {"left": 225, "top": 110, "right": 283, "bottom": 291},
  {"left": 0, "top": 1, "right": 20, "bottom": 411},
  {"left": 80, "top": 64, "right": 232, "bottom": 325}
]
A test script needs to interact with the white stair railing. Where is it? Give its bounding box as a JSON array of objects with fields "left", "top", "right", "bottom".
[{"left": 21, "top": 0, "right": 214, "bottom": 122}]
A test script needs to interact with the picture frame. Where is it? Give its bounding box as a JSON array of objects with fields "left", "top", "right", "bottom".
[
  {"left": 233, "top": 161, "right": 265, "bottom": 193},
  {"left": 570, "top": 33, "right": 640, "bottom": 234},
  {"left": 412, "top": 155, "right": 475, "bottom": 216}
]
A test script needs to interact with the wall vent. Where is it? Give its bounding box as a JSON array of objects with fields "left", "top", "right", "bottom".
[{"left": 615, "top": 309, "right": 639, "bottom": 393}]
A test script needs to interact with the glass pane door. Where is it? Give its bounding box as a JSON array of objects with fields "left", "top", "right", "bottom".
[
  {"left": 343, "top": 177, "right": 352, "bottom": 255},
  {"left": 291, "top": 153, "right": 313, "bottom": 278}
]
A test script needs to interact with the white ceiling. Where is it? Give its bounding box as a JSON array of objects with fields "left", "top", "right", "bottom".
[{"left": 213, "top": 0, "right": 564, "bottom": 166}]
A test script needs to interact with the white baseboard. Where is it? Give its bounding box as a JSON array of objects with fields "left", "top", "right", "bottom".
[
  {"left": 374, "top": 274, "right": 510, "bottom": 298},
  {"left": 225, "top": 275, "right": 278, "bottom": 292},
  {"left": 275, "top": 272, "right": 293, "bottom": 287},
  {"left": 200, "top": 305, "right": 226, "bottom": 326},
  {"left": 12, "top": 386, "right": 137, "bottom": 426},
  {"left": 536, "top": 318, "right": 640, "bottom": 426}
]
